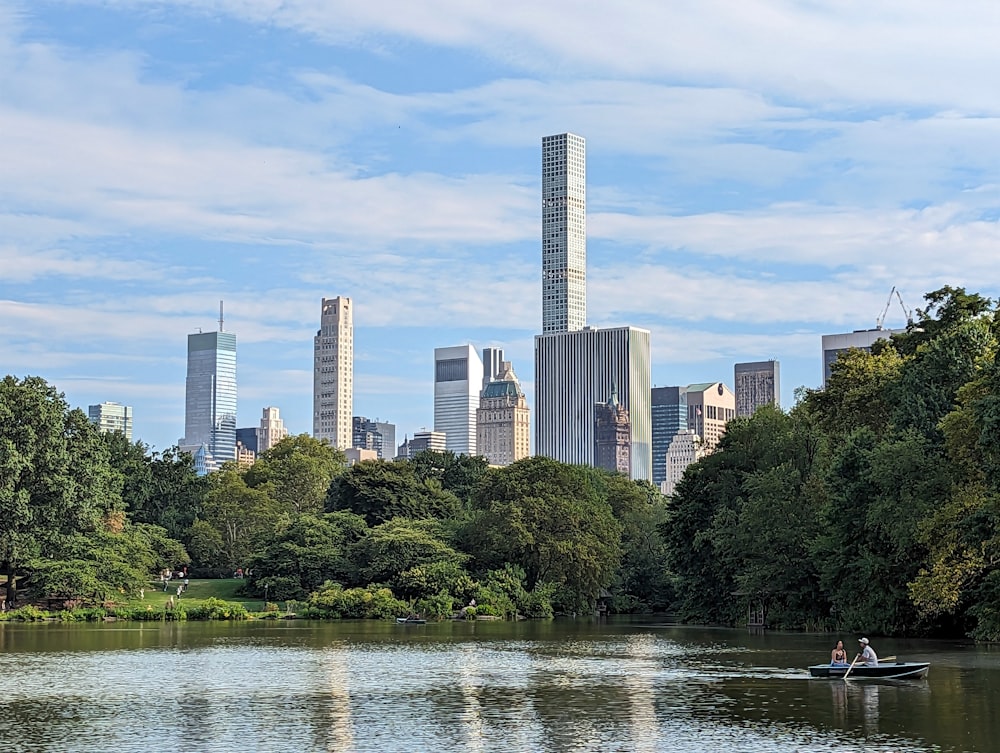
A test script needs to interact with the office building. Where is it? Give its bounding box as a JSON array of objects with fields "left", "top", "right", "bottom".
[
  {"left": 481, "top": 347, "right": 506, "bottom": 393},
  {"left": 535, "top": 326, "right": 652, "bottom": 480},
  {"left": 434, "top": 344, "right": 483, "bottom": 455},
  {"left": 594, "top": 389, "right": 631, "bottom": 475},
  {"left": 662, "top": 430, "right": 706, "bottom": 497},
  {"left": 88, "top": 402, "right": 133, "bottom": 440},
  {"left": 352, "top": 417, "right": 396, "bottom": 460},
  {"left": 651, "top": 386, "right": 687, "bottom": 488},
  {"left": 397, "top": 430, "right": 447, "bottom": 459},
  {"left": 179, "top": 328, "right": 237, "bottom": 474},
  {"left": 685, "top": 382, "right": 736, "bottom": 453},
  {"left": 235, "top": 427, "right": 258, "bottom": 455},
  {"left": 235, "top": 442, "right": 256, "bottom": 469},
  {"left": 345, "top": 447, "right": 378, "bottom": 465},
  {"left": 734, "top": 360, "right": 781, "bottom": 417},
  {"left": 822, "top": 328, "right": 902, "bottom": 386},
  {"left": 313, "top": 296, "right": 353, "bottom": 449},
  {"left": 476, "top": 361, "right": 530, "bottom": 466},
  {"left": 542, "top": 132, "right": 586, "bottom": 334},
  {"left": 258, "top": 406, "right": 289, "bottom": 453}
]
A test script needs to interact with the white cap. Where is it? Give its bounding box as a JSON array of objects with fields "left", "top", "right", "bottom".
[{"left": 859, "top": 637, "right": 869, "bottom": 645}]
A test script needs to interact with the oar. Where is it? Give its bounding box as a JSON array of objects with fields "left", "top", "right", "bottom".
[{"left": 843, "top": 653, "right": 861, "bottom": 680}]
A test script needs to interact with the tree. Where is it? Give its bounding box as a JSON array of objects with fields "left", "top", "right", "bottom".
[
  {"left": 408, "top": 450, "right": 489, "bottom": 503},
  {"left": 245, "top": 434, "right": 346, "bottom": 516},
  {"left": 330, "top": 459, "right": 461, "bottom": 525},
  {"left": 244, "top": 512, "right": 368, "bottom": 599},
  {"left": 353, "top": 517, "right": 467, "bottom": 586},
  {"left": 0, "top": 376, "right": 120, "bottom": 605},
  {"left": 197, "top": 467, "right": 281, "bottom": 572},
  {"left": 465, "top": 457, "right": 622, "bottom": 608}
]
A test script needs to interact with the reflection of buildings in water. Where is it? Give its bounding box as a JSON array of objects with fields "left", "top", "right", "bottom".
[
  {"left": 455, "top": 644, "right": 486, "bottom": 752},
  {"left": 830, "top": 681, "right": 847, "bottom": 726},
  {"left": 623, "top": 633, "right": 659, "bottom": 749},
  {"left": 861, "top": 683, "right": 880, "bottom": 734},
  {"left": 323, "top": 646, "right": 356, "bottom": 752}
]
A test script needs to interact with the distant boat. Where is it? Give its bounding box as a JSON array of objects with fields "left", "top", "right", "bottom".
[
  {"left": 396, "top": 617, "right": 426, "bottom": 624},
  {"left": 808, "top": 661, "right": 930, "bottom": 680}
]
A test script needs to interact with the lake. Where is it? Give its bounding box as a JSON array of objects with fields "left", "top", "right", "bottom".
[{"left": 0, "top": 618, "right": 995, "bottom": 752}]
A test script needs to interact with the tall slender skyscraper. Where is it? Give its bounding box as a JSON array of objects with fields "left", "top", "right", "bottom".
[
  {"left": 434, "top": 344, "right": 483, "bottom": 455},
  {"left": 179, "top": 325, "right": 237, "bottom": 474},
  {"left": 542, "top": 133, "right": 586, "bottom": 334},
  {"left": 313, "top": 296, "right": 353, "bottom": 449}
]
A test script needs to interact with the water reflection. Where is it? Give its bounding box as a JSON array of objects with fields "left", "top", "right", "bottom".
[{"left": 0, "top": 620, "right": 991, "bottom": 752}]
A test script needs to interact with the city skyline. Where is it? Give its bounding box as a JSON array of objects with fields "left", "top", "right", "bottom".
[{"left": 4, "top": 2, "right": 1000, "bottom": 453}]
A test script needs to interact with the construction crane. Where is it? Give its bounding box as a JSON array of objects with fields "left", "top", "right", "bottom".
[{"left": 876, "top": 286, "right": 913, "bottom": 330}]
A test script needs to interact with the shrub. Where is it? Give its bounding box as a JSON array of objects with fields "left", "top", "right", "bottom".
[
  {"left": 3, "top": 605, "right": 50, "bottom": 622},
  {"left": 184, "top": 598, "right": 249, "bottom": 621},
  {"left": 414, "top": 591, "right": 455, "bottom": 620},
  {"left": 304, "top": 583, "right": 407, "bottom": 619}
]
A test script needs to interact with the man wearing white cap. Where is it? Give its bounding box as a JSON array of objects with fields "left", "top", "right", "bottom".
[{"left": 857, "top": 637, "right": 879, "bottom": 667}]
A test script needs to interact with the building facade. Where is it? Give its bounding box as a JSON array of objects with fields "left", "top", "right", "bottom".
[
  {"left": 179, "top": 330, "right": 237, "bottom": 474},
  {"left": 313, "top": 296, "right": 353, "bottom": 449},
  {"left": 481, "top": 347, "right": 506, "bottom": 393},
  {"left": 822, "top": 328, "right": 902, "bottom": 386},
  {"left": 235, "top": 427, "right": 258, "bottom": 455},
  {"left": 542, "top": 132, "right": 586, "bottom": 334},
  {"left": 662, "top": 429, "right": 706, "bottom": 497},
  {"left": 535, "top": 326, "right": 652, "bottom": 480},
  {"left": 88, "top": 402, "right": 133, "bottom": 440},
  {"left": 594, "top": 389, "right": 631, "bottom": 475},
  {"left": 651, "top": 386, "right": 687, "bottom": 488},
  {"left": 433, "top": 344, "right": 483, "bottom": 456},
  {"left": 352, "top": 416, "right": 396, "bottom": 460},
  {"left": 685, "top": 382, "right": 736, "bottom": 453},
  {"left": 397, "top": 430, "right": 447, "bottom": 459},
  {"left": 734, "top": 360, "right": 781, "bottom": 417},
  {"left": 476, "top": 361, "right": 530, "bottom": 466},
  {"left": 258, "top": 406, "right": 289, "bottom": 453}
]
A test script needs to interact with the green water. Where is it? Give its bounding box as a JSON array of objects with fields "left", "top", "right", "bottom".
[{"left": 0, "top": 618, "right": 995, "bottom": 752}]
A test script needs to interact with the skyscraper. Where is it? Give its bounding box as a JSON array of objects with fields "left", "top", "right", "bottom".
[
  {"left": 434, "top": 344, "right": 483, "bottom": 455},
  {"left": 542, "top": 133, "right": 586, "bottom": 334},
  {"left": 88, "top": 402, "right": 133, "bottom": 440},
  {"left": 594, "top": 389, "right": 631, "bottom": 476},
  {"left": 734, "top": 360, "right": 780, "bottom": 417},
  {"left": 663, "top": 429, "right": 705, "bottom": 497},
  {"left": 651, "top": 386, "right": 688, "bottom": 488},
  {"left": 477, "top": 360, "right": 530, "bottom": 466},
  {"left": 258, "top": 406, "right": 289, "bottom": 453},
  {"left": 352, "top": 416, "right": 396, "bottom": 460},
  {"left": 685, "top": 382, "right": 736, "bottom": 453},
  {"left": 535, "top": 326, "right": 652, "bottom": 480},
  {"left": 179, "top": 329, "right": 237, "bottom": 474},
  {"left": 481, "top": 346, "right": 506, "bottom": 392},
  {"left": 313, "top": 296, "right": 353, "bottom": 449}
]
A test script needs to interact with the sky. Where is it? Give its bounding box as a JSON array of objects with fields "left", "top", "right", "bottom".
[{"left": 4, "top": 0, "right": 1000, "bottom": 454}]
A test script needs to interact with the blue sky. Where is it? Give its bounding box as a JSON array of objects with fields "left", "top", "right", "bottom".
[{"left": 4, "top": 0, "right": 1000, "bottom": 453}]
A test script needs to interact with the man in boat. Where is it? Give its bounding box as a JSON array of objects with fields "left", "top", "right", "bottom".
[{"left": 857, "top": 637, "right": 878, "bottom": 667}]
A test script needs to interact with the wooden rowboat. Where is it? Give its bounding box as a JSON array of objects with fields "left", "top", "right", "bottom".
[{"left": 808, "top": 661, "right": 929, "bottom": 680}]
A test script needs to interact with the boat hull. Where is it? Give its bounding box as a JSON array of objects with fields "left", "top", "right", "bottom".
[{"left": 808, "top": 662, "right": 929, "bottom": 680}]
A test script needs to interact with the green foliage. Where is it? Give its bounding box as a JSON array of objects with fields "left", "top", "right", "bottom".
[
  {"left": 354, "top": 517, "right": 467, "bottom": 586},
  {"left": 245, "top": 434, "right": 347, "bottom": 516},
  {"left": 330, "top": 459, "right": 462, "bottom": 525},
  {"left": 466, "top": 457, "right": 622, "bottom": 606},
  {"left": 304, "top": 582, "right": 408, "bottom": 619},
  {"left": 197, "top": 467, "right": 281, "bottom": 570},
  {"left": 184, "top": 597, "right": 249, "bottom": 620},
  {"left": 407, "top": 450, "right": 489, "bottom": 503},
  {"left": 244, "top": 512, "right": 368, "bottom": 599},
  {"left": 0, "top": 605, "right": 50, "bottom": 621},
  {"left": 393, "top": 559, "right": 475, "bottom": 602},
  {"left": 414, "top": 591, "right": 455, "bottom": 619}
]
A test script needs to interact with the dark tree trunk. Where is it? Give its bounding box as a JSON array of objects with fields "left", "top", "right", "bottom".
[{"left": 2, "top": 562, "right": 15, "bottom": 608}]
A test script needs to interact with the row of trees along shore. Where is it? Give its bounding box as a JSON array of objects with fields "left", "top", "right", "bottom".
[{"left": 3, "top": 286, "right": 1000, "bottom": 637}]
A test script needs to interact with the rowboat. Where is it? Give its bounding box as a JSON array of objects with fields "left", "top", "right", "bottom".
[
  {"left": 395, "top": 617, "right": 426, "bottom": 624},
  {"left": 808, "top": 661, "right": 930, "bottom": 680}
]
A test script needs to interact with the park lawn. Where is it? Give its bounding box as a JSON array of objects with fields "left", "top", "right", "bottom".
[{"left": 130, "top": 578, "right": 263, "bottom": 612}]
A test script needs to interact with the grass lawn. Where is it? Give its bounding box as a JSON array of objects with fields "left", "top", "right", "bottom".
[{"left": 128, "top": 578, "right": 265, "bottom": 612}]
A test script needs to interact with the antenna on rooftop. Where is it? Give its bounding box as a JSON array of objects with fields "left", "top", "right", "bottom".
[{"left": 219, "top": 300, "right": 224, "bottom": 332}]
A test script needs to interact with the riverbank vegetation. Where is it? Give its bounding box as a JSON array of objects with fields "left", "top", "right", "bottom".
[{"left": 4, "top": 286, "right": 1000, "bottom": 638}]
